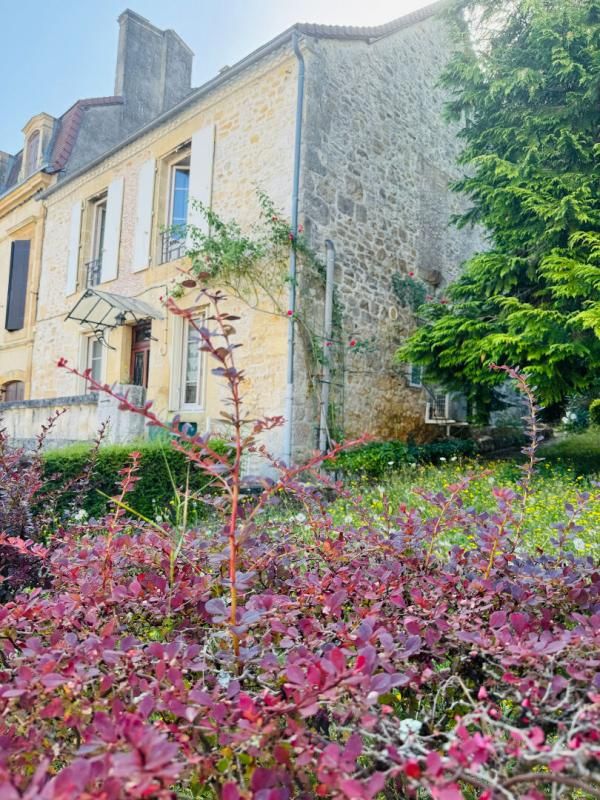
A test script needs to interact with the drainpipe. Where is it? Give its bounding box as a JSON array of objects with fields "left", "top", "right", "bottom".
[
  {"left": 283, "top": 29, "right": 305, "bottom": 466},
  {"left": 319, "top": 240, "right": 335, "bottom": 452}
]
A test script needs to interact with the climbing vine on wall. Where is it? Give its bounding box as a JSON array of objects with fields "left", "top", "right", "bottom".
[
  {"left": 168, "top": 193, "right": 347, "bottom": 443},
  {"left": 391, "top": 270, "right": 427, "bottom": 311},
  {"left": 176, "top": 191, "right": 322, "bottom": 310}
]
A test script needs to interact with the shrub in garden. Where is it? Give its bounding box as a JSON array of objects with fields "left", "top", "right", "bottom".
[
  {"left": 0, "top": 296, "right": 599, "bottom": 800},
  {"left": 589, "top": 398, "right": 600, "bottom": 427},
  {"left": 561, "top": 396, "right": 590, "bottom": 433},
  {"left": 0, "top": 410, "right": 91, "bottom": 601},
  {"left": 43, "top": 438, "right": 227, "bottom": 521},
  {"left": 328, "top": 438, "right": 475, "bottom": 479}
]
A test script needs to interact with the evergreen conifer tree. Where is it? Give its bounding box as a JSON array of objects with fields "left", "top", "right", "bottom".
[{"left": 400, "top": 0, "right": 600, "bottom": 407}]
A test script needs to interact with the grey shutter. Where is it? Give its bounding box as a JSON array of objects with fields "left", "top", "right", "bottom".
[{"left": 5, "top": 240, "right": 30, "bottom": 332}]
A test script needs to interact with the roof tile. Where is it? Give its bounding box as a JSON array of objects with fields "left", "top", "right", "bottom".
[{"left": 296, "top": 1, "right": 445, "bottom": 40}]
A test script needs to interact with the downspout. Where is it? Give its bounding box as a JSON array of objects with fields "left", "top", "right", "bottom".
[
  {"left": 283, "top": 29, "right": 305, "bottom": 466},
  {"left": 319, "top": 240, "right": 335, "bottom": 452}
]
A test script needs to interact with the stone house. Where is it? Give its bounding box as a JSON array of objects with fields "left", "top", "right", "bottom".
[
  {"left": 0, "top": 3, "right": 482, "bottom": 464},
  {"left": 0, "top": 10, "right": 192, "bottom": 411}
]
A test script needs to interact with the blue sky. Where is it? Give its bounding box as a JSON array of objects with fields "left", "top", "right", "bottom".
[{"left": 0, "top": 0, "right": 431, "bottom": 154}]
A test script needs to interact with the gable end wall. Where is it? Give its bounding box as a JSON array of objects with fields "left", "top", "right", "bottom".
[{"left": 295, "top": 17, "right": 485, "bottom": 455}]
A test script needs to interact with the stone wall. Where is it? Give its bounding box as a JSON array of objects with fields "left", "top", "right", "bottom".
[
  {"left": 294, "top": 16, "right": 486, "bottom": 457},
  {"left": 0, "top": 395, "right": 98, "bottom": 449}
]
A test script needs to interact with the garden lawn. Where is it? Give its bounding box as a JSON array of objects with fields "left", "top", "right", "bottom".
[{"left": 327, "top": 458, "right": 600, "bottom": 558}]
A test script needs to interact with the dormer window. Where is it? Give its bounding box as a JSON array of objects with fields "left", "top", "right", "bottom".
[{"left": 25, "top": 131, "right": 40, "bottom": 176}]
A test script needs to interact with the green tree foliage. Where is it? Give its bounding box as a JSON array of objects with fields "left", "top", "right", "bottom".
[{"left": 400, "top": 0, "right": 600, "bottom": 406}]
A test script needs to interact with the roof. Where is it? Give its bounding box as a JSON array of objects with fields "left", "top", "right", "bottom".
[
  {"left": 5, "top": 152, "right": 21, "bottom": 187},
  {"left": 295, "top": 1, "right": 446, "bottom": 41},
  {"left": 42, "top": 1, "right": 446, "bottom": 198},
  {"left": 0, "top": 96, "right": 123, "bottom": 195},
  {"left": 48, "top": 96, "right": 124, "bottom": 172}
]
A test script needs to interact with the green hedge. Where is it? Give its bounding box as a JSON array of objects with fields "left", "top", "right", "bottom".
[
  {"left": 589, "top": 399, "right": 600, "bottom": 427},
  {"left": 43, "top": 440, "right": 228, "bottom": 520},
  {"left": 326, "top": 438, "right": 476, "bottom": 479},
  {"left": 541, "top": 430, "right": 600, "bottom": 475}
]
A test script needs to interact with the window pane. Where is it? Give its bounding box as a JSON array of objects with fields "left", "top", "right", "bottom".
[
  {"left": 409, "top": 364, "right": 423, "bottom": 387},
  {"left": 94, "top": 203, "right": 107, "bottom": 259},
  {"left": 182, "top": 318, "right": 203, "bottom": 406},
  {"left": 88, "top": 339, "right": 103, "bottom": 383},
  {"left": 3, "top": 381, "right": 24, "bottom": 402},
  {"left": 132, "top": 352, "right": 145, "bottom": 386},
  {"left": 171, "top": 168, "right": 189, "bottom": 234}
]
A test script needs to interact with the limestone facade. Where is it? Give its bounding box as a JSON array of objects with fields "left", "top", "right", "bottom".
[
  {"left": 1, "top": 3, "right": 484, "bottom": 464},
  {"left": 32, "top": 47, "right": 296, "bottom": 462}
]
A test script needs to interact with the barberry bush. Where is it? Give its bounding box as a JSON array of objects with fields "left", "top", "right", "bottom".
[{"left": 0, "top": 293, "right": 599, "bottom": 800}]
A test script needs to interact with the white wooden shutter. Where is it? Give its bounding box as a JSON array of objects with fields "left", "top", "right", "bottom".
[
  {"left": 168, "top": 314, "right": 184, "bottom": 411},
  {"left": 101, "top": 176, "right": 124, "bottom": 282},
  {"left": 188, "top": 124, "right": 215, "bottom": 234},
  {"left": 132, "top": 159, "right": 155, "bottom": 272},
  {"left": 66, "top": 202, "right": 82, "bottom": 295}
]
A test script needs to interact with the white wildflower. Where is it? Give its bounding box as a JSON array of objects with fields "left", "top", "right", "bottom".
[{"left": 398, "top": 718, "right": 422, "bottom": 737}]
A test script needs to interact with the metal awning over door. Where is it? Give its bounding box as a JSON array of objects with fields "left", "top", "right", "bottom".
[{"left": 65, "top": 288, "right": 164, "bottom": 346}]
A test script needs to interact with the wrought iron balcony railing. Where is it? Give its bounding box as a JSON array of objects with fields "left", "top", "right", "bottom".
[
  {"left": 85, "top": 258, "right": 102, "bottom": 287},
  {"left": 159, "top": 229, "right": 187, "bottom": 265}
]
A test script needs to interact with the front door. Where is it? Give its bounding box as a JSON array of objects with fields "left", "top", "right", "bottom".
[{"left": 130, "top": 321, "right": 151, "bottom": 388}]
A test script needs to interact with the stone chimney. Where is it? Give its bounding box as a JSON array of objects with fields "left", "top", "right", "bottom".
[{"left": 114, "top": 10, "right": 193, "bottom": 136}]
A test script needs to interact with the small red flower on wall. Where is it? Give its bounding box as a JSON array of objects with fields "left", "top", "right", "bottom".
[
  {"left": 287, "top": 310, "right": 294, "bottom": 316},
  {"left": 349, "top": 339, "right": 357, "bottom": 347},
  {"left": 408, "top": 271, "right": 415, "bottom": 277}
]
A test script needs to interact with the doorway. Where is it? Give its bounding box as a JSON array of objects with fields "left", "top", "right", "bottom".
[{"left": 130, "top": 320, "right": 151, "bottom": 388}]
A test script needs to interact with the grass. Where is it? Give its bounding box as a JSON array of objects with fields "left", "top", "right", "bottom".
[{"left": 326, "top": 454, "right": 600, "bottom": 558}]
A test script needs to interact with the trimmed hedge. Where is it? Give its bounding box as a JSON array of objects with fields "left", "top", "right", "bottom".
[
  {"left": 43, "top": 440, "right": 228, "bottom": 520},
  {"left": 326, "top": 438, "right": 476, "bottom": 479}
]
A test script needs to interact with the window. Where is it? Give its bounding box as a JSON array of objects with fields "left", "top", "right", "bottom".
[
  {"left": 433, "top": 393, "right": 449, "bottom": 419},
  {"left": 1, "top": 381, "right": 24, "bottom": 402},
  {"left": 86, "top": 196, "right": 107, "bottom": 287},
  {"left": 408, "top": 364, "right": 423, "bottom": 388},
  {"left": 170, "top": 160, "right": 190, "bottom": 231},
  {"left": 86, "top": 338, "right": 104, "bottom": 389},
  {"left": 5, "top": 240, "right": 30, "bottom": 332},
  {"left": 160, "top": 154, "right": 190, "bottom": 264},
  {"left": 130, "top": 321, "right": 151, "bottom": 388},
  {"left": 181, "top": 315, "right": 204, "bottom": 409},
  {"left": 25, "top": 131, "right": 40, "bottom": 176}
]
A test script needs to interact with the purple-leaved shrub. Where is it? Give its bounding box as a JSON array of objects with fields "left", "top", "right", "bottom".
[{"left": 0, "top": 292, "right": 598, "bottom": 800}]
